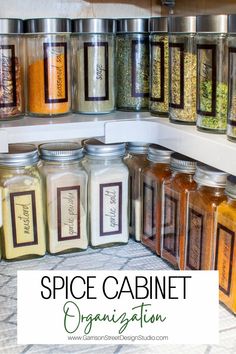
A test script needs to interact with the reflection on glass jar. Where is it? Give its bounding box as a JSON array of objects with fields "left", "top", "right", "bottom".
[{"left": 227, "top": 15, "right": 236, "bottom": 141}]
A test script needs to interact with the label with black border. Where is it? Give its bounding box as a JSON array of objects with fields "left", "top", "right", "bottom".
[
  {"left": 163, "top": 192, "right": 178, "bottom": 257},
  {"left": 131, "top": 39, "right": 149, "bottom": 98},
  {"left": 186, "top": 208, "right": 204, "bottom": 270},
  {"left": 0, "top": 45, "right": 17, "bottom": 108},
  {"left": 150, "top": 41, "right": 165, "bottom": 103},
  {"left": 228, "top": 47, "right": 236, "bottom": 127},
  {"left": 169, "top": 43, "right": 184, "bottom": 109},
  {"left": 143, "top": 181, "right": 156, "bottom": 239},
  {"left": 129, "top": 174, "right": 133, "bottom": 228}
]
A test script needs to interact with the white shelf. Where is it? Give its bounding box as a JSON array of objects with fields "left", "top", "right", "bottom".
[{"left": 0, "top": 112, "right": 236, "bottom": 175}]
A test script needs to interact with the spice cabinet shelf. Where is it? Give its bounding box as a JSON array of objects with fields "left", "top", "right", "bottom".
[{"left": 0, "top": 112, "right": 235, "bottom": 175}]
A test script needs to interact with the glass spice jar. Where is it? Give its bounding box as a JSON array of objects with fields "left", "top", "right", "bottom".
[
  {"left": 0, "top": 144, "right": 46, "bottom": 261},
  {"left": 124, "top": 142, "right": 149, "bottom": 241},
  {"left": 83, "top": 139, "right": 129, "bottom": 248},
  {"left": 39, "top": 142, "right": 88, "bottom": 255},
  {"left": 169, "top": 16, "right": 197, "bottom": 124},
  {"left": 72, "top": 19, "right": 116, "bottom": 114},
  {"left": 150, "top": 17, "right": 169, "bottom": 117},
  {"left": 25, "top": 18, "right": 71, "bottom": 117},
  {"left": 227, "top": 15, "right": 236, "bottom": 142},
  {"left": 0, "top": 19, "right": 24, "bottom": 120},
  {"left": 116, "top": 18, "right": 149, "bottom": 111},
  {"left": 185, "top": 164, "right": 228, "bottom": 270},
  {"left": 196, "top": 15, "right": 228, "bottom": 133},
  {"left": 216, "top": 175, "right": 236, "bottom": 314},
  {"left": 161, "top": 153, "right": 197, "bottom": 269},
  {"left": 141, "top": 144, "right": 172, "bottom": 254}
]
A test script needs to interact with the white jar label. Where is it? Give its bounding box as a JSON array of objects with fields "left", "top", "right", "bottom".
[
  {"left": 143, "top": 181, "right": 156, "bottom": 239},
  {"left": 100, "top": 182, "right": 122, "bottom": 236},
  {"left": 0, "top": 45, "right": 17, "bottom": 108},
  {"left": 151, "top": 41, "right": 165, "bottom": 103},
  {"left": 84, "top": 42, "right": 109, "bottom": 101},
  {"left": 131, "top": 39, "right": 149, "bottom": 98},
  {"left": 162, "top": 190, "right": 179, "bottom": 257},
  {"left": 169, "top": 43, "right": 184, "bottom": 109},
  {"left": 57, "top": 186, "right": 80, "bottom": 241},
  {"left": 186, "top": 207, "right": 204, "bottom": 270},
  {"left": 10, "top": 191, "right": 38, "bottom": 247}
]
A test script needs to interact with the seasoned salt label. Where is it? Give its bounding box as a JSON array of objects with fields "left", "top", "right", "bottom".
[
  {"left": 57, "top": 186, "right": 80, "bottom": 241},
  {"left": 151, "top": 41, "right": 165, "bottom": 102},
  {"left": 0, "top": 45, "right": 17, "bottom": 108},
  {"left": 131, "top": 39, "right": 149, "bottom": 98},
  {"left": 84, "top": 42, "right": 109, "bottom": 101},
  {"left": 186, "top": 207, "right": 204, "bottom": 270},
  {"left": 169, "top": 43, "right": 184, "bottom": 109},
  {"left": 143, "top": 180, "right": 156, "bottom": 239},
  {"left": 43, "top": 42, "right": 68, "bottom": 103},
  {"left": 10, "top": 191, "right": 38, "bottom": 247},
  {"left": 100, "top": 182, "right": 122, "bottom": 236}
]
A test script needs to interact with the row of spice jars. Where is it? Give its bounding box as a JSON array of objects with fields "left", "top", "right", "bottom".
[{"left": 0, "top": 140, "right": 129, "bottom": 261}]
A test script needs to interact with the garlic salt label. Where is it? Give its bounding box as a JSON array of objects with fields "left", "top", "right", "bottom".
[
  {"left": 163, "top": 191, "right": 179, "bottom": 256},
  {"left": 43, "top": 42, "right": 68, "bottom": 103},
  {"left": 10, "top": 191, "right": 38, "bottom": 247},
  {"left": 0, "top": 45, "right": 17, "bottom": 108},
  {"left": 100, "top": 182, "right": 122, "bottom": 236},
  {"left": 186, "top": 208, "right": 204, "bottom": 270},
  {"left": 57, "top": 186, "right": 80, "bottom": 241},
  {"left": 84, "top": 42, "right": 108, "bottom": 101},
  {"left": 143, "top": 182, "right": 156, "bottom": 239}
]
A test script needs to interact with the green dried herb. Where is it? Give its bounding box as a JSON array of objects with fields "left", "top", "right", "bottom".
[
  {"left": 227, "top": 95, "right": 236, "bottom": 140},
  {"left": 116, "top": 34, "right": 149, "bottom": 111}
]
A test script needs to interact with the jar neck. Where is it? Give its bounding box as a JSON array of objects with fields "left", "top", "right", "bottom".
[
  {"left": 86, "top": 155, "right": 123, "bottom": 162},
  {"left": 41, "top": 159, "right": 82, "bottom": 167},
  {"left": 197, "top": 185, "right": 225, "bottom": 196},
  {"left": 172, "top": 171, "right": 195, "bottom": 180},
  {"left": 226, "top": 195, "right": 236, "bottom": 206}
]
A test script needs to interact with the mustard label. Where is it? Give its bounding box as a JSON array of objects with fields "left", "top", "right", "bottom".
[{"left": 10, "top": 191, "right": 38, "bottom": 247}]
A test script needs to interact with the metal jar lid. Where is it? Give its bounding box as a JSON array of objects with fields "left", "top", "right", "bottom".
[
  {"left": 24, "top": 18, "right": 71, "bottom": 33},
  {"left": 0, "top": 144, "right": 38, "bottom": 167},
  {"left": 194, "top": 163, "right": 228, "bottom": 188},
  {"left": 228, "top": 15, "right": 236, "bottom": 33},
  {"left": 117, "top": 18, "right": 149, "bottom": 33},
  {"left": 0, "top": 19, "right": 23, "bottom": 34},
  {"left": 39, "top": 142, "right": 83, "bottom": 162},
  {"left": 196, "top": 14, "right": 228, "bottom": 33},
  {"left": 84, "top": 139, "right": 126, "bottom": 157},
  {"left": 149, "top": 17, "right": 168, "bottom": 33},
  {"left": 72, "top": 18, "right": 116, "bottom": 34},
  {"left": 169, "top": 16, "right": 196, "bottom": 33},
  {"left": 127, "top": 142, "right": 149, "bottom": 154},
  {"left": 225, "top": 175, "right": 236, "bottom": 199},
  {"left": 147, "top": 144, "right": 172, "bottom": 163},
  {"left": 170, "top": 153, "right": 197, "bottom": 173}
]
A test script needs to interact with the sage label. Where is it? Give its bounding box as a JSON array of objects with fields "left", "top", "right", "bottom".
[
  {"left": 43, "top": 42, "right": 68, "bottom": 103},
  {"left": 143, "top": 181, "right": 156, "bottom": 239},
  {"left": 163, "top": 192, "right": 178, "bottom": 257},
  {"left": 197, "top": 44, "right": 217, "bottom": 117},
  {"left": 57, "top": 186, "right": 80, "bottom": 241},
  {"left": 0, "top": 45, "right": 17, "bottom": 108},
  {"left": 169, "top": 43, "right": 184, "bottom": 109},
  {"left": 10, "top": 191, "right": 38, "bottom": 247},
  {"left": 151, "top": 41, "right": 165, "bottom": 103},
  {"left": 100, "top": 182, "right": 122, "bottom": 236},
  {"left": 186, "top": 208, "right": 204, "bottom": 270},
  {"left": 131, "top": 39, "right": 149, "bottom": 98},
  {"left": 215, "top": 223, "right": 235, "bottom": 296}
]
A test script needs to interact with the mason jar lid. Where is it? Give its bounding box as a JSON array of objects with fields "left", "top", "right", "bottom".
[
  {"left": 0, "top": 144, "right": 38, "bottom": 167},
  {"left": 194, "top": 163, "right": 228, "bottom": 188},
  {"left": 84, "top": 139, "right": 126, "bottom": 157},
  {"left": 228, "top": 15, "right": 236, "bottom": 33},
  {"left": 24, "top": 18, "right": 71, "bottom": 33},
  {"left": 196, "top": 14, "right": 228, "bottom": 33},
  {"left": 170, "top": 153, "right": 197, "bottom": 173},
  {"left": 147, "top": 144, "right": 172, "bottom": 163},
  {"left": 169, "top": 16, "right": 196, "bottom": 33},
  {"left": 39, "top": 142, "right": 83, "bottom": 162},
  {"left": 225, "top": 175, "right": 236, "bottom": 199},
  {"left": 117, "top": 18, "right": 149, "bottom": 33},
  {"left": 149, "top": 17, "right": 168, "bottom": 33},
  {"left": 127, "top": 142, "right": 149, "bottom": 154},
  {"left": 0, "top": 19, "right": 23, "bottom": 34},
  {"left": 72, "top": 18, "right": 116, "bottom": 34}
]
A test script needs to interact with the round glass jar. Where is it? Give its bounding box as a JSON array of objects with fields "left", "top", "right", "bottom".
[
  {"left": 25, "top": 18, "right": 71, "bottom": 117},
  {"left": 141, "top": 144, "right": 172, "bottom": 254},
  {"left": 169, "top": 16, "right": 197, "bottom": 124},
  {"left": 83, "top": 139, "right": 129, "bottom": 248},
  {"left": 161, "top": 153, "right": 197, "bottom": 269},
  {"left": 39, "top": 142, "right": 88, "bottom": 255},
  {"left": 116, "top": 18, "right": 149, "bottom": 111},
  {"left": 185, "top": 164, "right": 228, "bottom": 270},
  {"left": 124, "top": 142, "right": 149, "bottom": 241},
  {"left": 72, "top": 18, "right": 116, "bottom": 114},
  {"left": 227, "top": 15, "right": 236, "bottom": 141},
  {"left": 0, "top": 144, "right": 46, "bottom": 261},
  {"left": 0, "top": 19, "right": 24, "bottom": 120},
  {"left": 149, "top": 17, "right": 169, "bottom": 117},
  {"left": 196, "top": 14, "right": 228, "bottom": 133}
]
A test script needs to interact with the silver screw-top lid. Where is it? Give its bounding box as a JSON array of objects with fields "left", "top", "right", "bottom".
[
  {"left": 0, "top": 144, "right": 38, "bottom": 167},
  {"left": 72, "top": 18, "right": 116, "bottom": 34},
  {"left": 0, "top": 19, "right": 23, "bottom": 34},
  {"left": 147, "top": 144, "right": 172, "bottom": 163},
  {"left": 225, "top": 175, "right": 236, "bottom": 199},
  {"left": 169, "top": 16, "right": 196, "bottom": 33},
  {"left": 170, "top": 153, "right": 197, "bottom": 173},
  {"left": 39, "top": 142, "right": 83, "bottom": 162},
  {"left": 24, "top": 18, "right": 71, "bottom": 33},
  {"left": 194, "top": 163, "right": 228, "bottom": 188},
  {"left": 127, "top": 142, "right": 149, "bottom": 154},
  {"left": 228, "top": 15, "right": 236, "bottom": 33},
  {"left": 196, "top": 14, "right": 228, "bottom": 33},
  {"left": 84, "top": 139, "right": 126, "bottom": 157},
  {"left": 117, "top": 18, "right": 149, "bottom": 33},
  {"left": 149, "top": 17, "right": 168, "bottom": 33}
]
